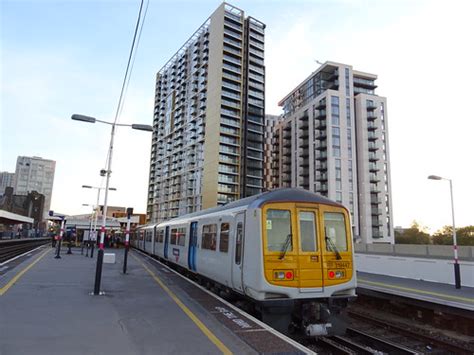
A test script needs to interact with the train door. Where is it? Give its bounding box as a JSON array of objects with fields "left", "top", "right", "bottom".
[
  {"left": 231, "top": 213, "right": 245, "bottom": 293},
  {"left": 187, "top": 221, "right": 198, "bottom": 271},
  {"left": 296, "top": 206, "right": 324, "bottom": 292},
  {"left": 164, "top": 226, "right": 170, "bottom": 259},
  {"left": 320, "top": 206, "right": 353, "bottom": 287}
]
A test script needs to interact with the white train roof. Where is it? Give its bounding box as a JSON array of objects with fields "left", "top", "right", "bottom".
[{"left": 170, "top": 188, "right": 343, "bottom": 221}]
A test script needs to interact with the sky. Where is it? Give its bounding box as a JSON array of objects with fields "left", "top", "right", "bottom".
[{"left": 1, "top": 0, "right": 473, "bottom": 233}]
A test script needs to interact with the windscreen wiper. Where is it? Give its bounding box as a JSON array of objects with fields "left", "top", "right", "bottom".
[
  {"left": 325, "top": 228, "right": 342, "bottom": 260},
  {"left": 279, "top": 234, "right": 292, "bottom": 260}
]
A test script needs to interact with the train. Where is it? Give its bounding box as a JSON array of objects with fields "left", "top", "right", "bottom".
[{"left": 131, "top": 188, "right": 356, "bottom": 336}]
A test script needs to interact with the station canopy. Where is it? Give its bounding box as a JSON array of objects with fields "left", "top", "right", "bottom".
[{"left": 0, "top": 210, "right": 34, "bottom": 225}]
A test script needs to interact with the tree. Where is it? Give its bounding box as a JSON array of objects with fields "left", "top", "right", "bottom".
[
  {"left": 432, "top": 225, "right": 474, "bottom": 246},
  {"left": 395, "top": 221, "right": 431, "bottom": 244}
]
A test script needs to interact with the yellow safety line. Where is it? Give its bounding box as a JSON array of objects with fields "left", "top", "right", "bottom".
[
  {"left": 131, "top": 253, "right": 232, "bottom": 355},
  {"left": 358, "top": 278, "right": 474, "bottom": 303},
  {"left": 0, "top": 248, "right": 51, "bottom": 296}
]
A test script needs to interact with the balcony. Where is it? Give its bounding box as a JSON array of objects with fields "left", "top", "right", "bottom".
[
  {"left": 315, "top": 183, "right": 328, "bottom": 192},
  {"left": 367, "top": 122, "right": 377, "bottom": 131},
  {"left": 315, "top": 162, "right": 327, "bottom": 171},
  {"left": 371, "top": 207, "right": 382, "bottom": 216},
  {"left": 315, "top": 120, "right": 327, "bottom": 129},
  {"left": 366, "top": 102, "right": 377, "bottom": 111},
  {"left": 369, "top": 173, "right": 380, "bottom": 182},
  {"left": 315, "top": 100, "right": 326, "bottom": 109},
  {"left": 368, "top": 132, "right": 378, "bottom": 141},
  {"left": 315, "top": 131, "right": 327, "bottom": 140},
  {"left": 371, "top": 196, "right": 382, "bottom": 204},
  {"left": 316, "top": 172, "right": 328, "bottom": 181},
  {"left": 315, "top": 141, "right": 327, "bottom": 150},
  {"left": 316, "top": 152, "right": 327, "bottom": 160},
  {"left": 368, "top": 142, "right": 378, "bottom": 151},
  {"left": 369, "top": 163, "right": 379, "bottom": 172},
  {"left": 367, "top": 112, "right": 377, "bottom": 121},
  {"left": 354, "top": 77, "right": 377, "bottom": 89},
  {"left": 369, "top": 152, "right": 379, "bottom": 162},
  {"left": 299, "top": 147, "right": 309, "bottom": 157},
  {"left": 315, "top": 110, "right": 327, "bottom": 119}
]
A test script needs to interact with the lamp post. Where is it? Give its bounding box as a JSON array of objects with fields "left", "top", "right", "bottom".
[
  {"left": 82, "top": 185, "right": 117, "bottom": 246},
  {"left": 72, "top": 114, "right": 152, "bottom": 295},
  {"left": 428, "top": 175, "right": 461, "bottom": 289}
]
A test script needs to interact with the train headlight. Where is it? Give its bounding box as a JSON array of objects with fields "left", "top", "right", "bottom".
[
  {"left": 328, "top": 270, "right": 345, "bottom": 279},
  {"left": 273, "top": 270, "right": 294, "bottom": 280},
  {"left": 275, "top": 271, "right": 285, "bottom": 280}
]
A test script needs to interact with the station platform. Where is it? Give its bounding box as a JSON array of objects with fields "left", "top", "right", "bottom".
[
  {"left": 357, "top": 271, "right": 474, "bottom": 313},
  {"left": 0, "top": 245, "right": 310, "bottom": 355}
]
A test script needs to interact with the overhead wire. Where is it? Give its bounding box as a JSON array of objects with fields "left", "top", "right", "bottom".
[
  {"left": 112, "top": 0, "right": 147, "bottom": 126},
  {"left": 100, "top": 0, "right": 149, "bottom": 174},
  {"left": 117, "top": 0, "right": 150, "bottom": 120}
]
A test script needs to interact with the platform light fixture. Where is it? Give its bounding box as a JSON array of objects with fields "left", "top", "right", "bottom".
[
  {"left": 73, "top": 113, "right": 152, "bottom": 295},
  {"left": 427, "top": 175, "right": 461, "bottom": 289}
]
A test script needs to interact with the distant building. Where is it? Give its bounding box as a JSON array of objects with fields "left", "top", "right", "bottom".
[
  {"left": 0, "top": 187, "right": 45, "bottom": 229},
  {"left": 99, "top": 205, "right": 126, "bottom": 218},
  {"left": 147, "top": 3, "right": 266, "bottom": 223},
  {"left": 0, "top": 172, "right": 15, "bottom": 195},
  {"left": 270, "top": 61, "right": 394, "bottom": 244},
  {"left": 13, "top": 156, "right": 55, "bottom": 218}
]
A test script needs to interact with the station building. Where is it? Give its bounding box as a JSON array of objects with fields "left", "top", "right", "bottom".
[{"left": 147, "top": 3, "right": 265, "bottom": 223}]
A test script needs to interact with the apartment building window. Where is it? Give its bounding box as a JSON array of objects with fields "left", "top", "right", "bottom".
[
  {"left": 346, "top": 98, "right": 351, "bottom": 127},
  {"left": 331, "top": 96, "right": 340, "bottom": 125},
  {"left": 335, "top": 159, "right": 342, "bottom": 201},
  {"left": 345, "top": 68, "right": 350, "bottom": 96},
  {"left": 332, "top": 127, "right": 341, "bottom": 157},
  {"left": 348, "top": 160, "right": 353, "bottom": 191},
  {"left": 347, "top": 129, "right": 352, "bottom": 157}
]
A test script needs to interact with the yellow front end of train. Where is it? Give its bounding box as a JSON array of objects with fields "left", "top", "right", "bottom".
[{"left": 262, "top": 201, "right": 353, "bottom": 291}]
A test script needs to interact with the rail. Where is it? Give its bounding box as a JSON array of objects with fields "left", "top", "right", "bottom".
[{"left": 0, "top": 238, "right": 49, "bottom": 263}]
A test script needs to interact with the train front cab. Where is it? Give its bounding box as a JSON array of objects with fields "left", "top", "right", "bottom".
[{"left": 261, "top": 201, "right": 355, "bottom": 336}]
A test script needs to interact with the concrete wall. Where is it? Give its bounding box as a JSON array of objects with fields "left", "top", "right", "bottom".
[
  {"left": 355, "top": 243, "right": 474, "bottom": 287},
  {"left": 355, "top": 253, "right": 474, "bottom": 287},
  {"left": 355, "top": 242, "right": 474, "bottom": 260}
]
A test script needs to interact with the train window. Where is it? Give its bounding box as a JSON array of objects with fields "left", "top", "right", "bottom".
[
  {"left": 324, "top": 212, "right": 348, "bottom": 251},
  {"left": 219, "top": 223, "right": 229, "bottom": 253},
  {"left": 202, "top": 224, "right": 217, "bottom": 251},
  {"left": 177, "top": 227, "right": 186, "bottom": 246},
  {"left": 146, "top": 231, "right": 152, "bottom": 242},
  {"left": 299, "top": 211, "right": 317, "bottom": 252},
  {"left": 171, "top": 227, "right": 186, "bottom": 246},
  {"left": 235, "top": 222, "right": 242, "bottom": 264},
  {"left": 157, "top": 229, "right": 164, "bottom": 243},
  {"left": 266, "top": 209, "right": 292, "bottom": 252}
]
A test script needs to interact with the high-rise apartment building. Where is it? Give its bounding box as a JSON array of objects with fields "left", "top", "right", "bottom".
[
  {"left": 13, "top": 156, "right": 56, "bottom": 218},
  {"left": 147, "top": 3, "right": 265, "bottom": 223},
  {"left": 0, "top": 172, "right": 15, "bottom": 195},
  {"left": 270, "top": 62, "right": 394, "bottom": 244},
  {"left": 263, "top": 114, "right": 281, "bottom": 191}
]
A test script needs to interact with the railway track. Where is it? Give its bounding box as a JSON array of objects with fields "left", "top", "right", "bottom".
[
  {"left": 0, "top": 238, "right": 49, "bottom": 263},
  {"left": 305, "top": 327, "right": 420, "bottom": 354},
  {"left": 348, "top": 309, "right": 474, "bottom": 354}
]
